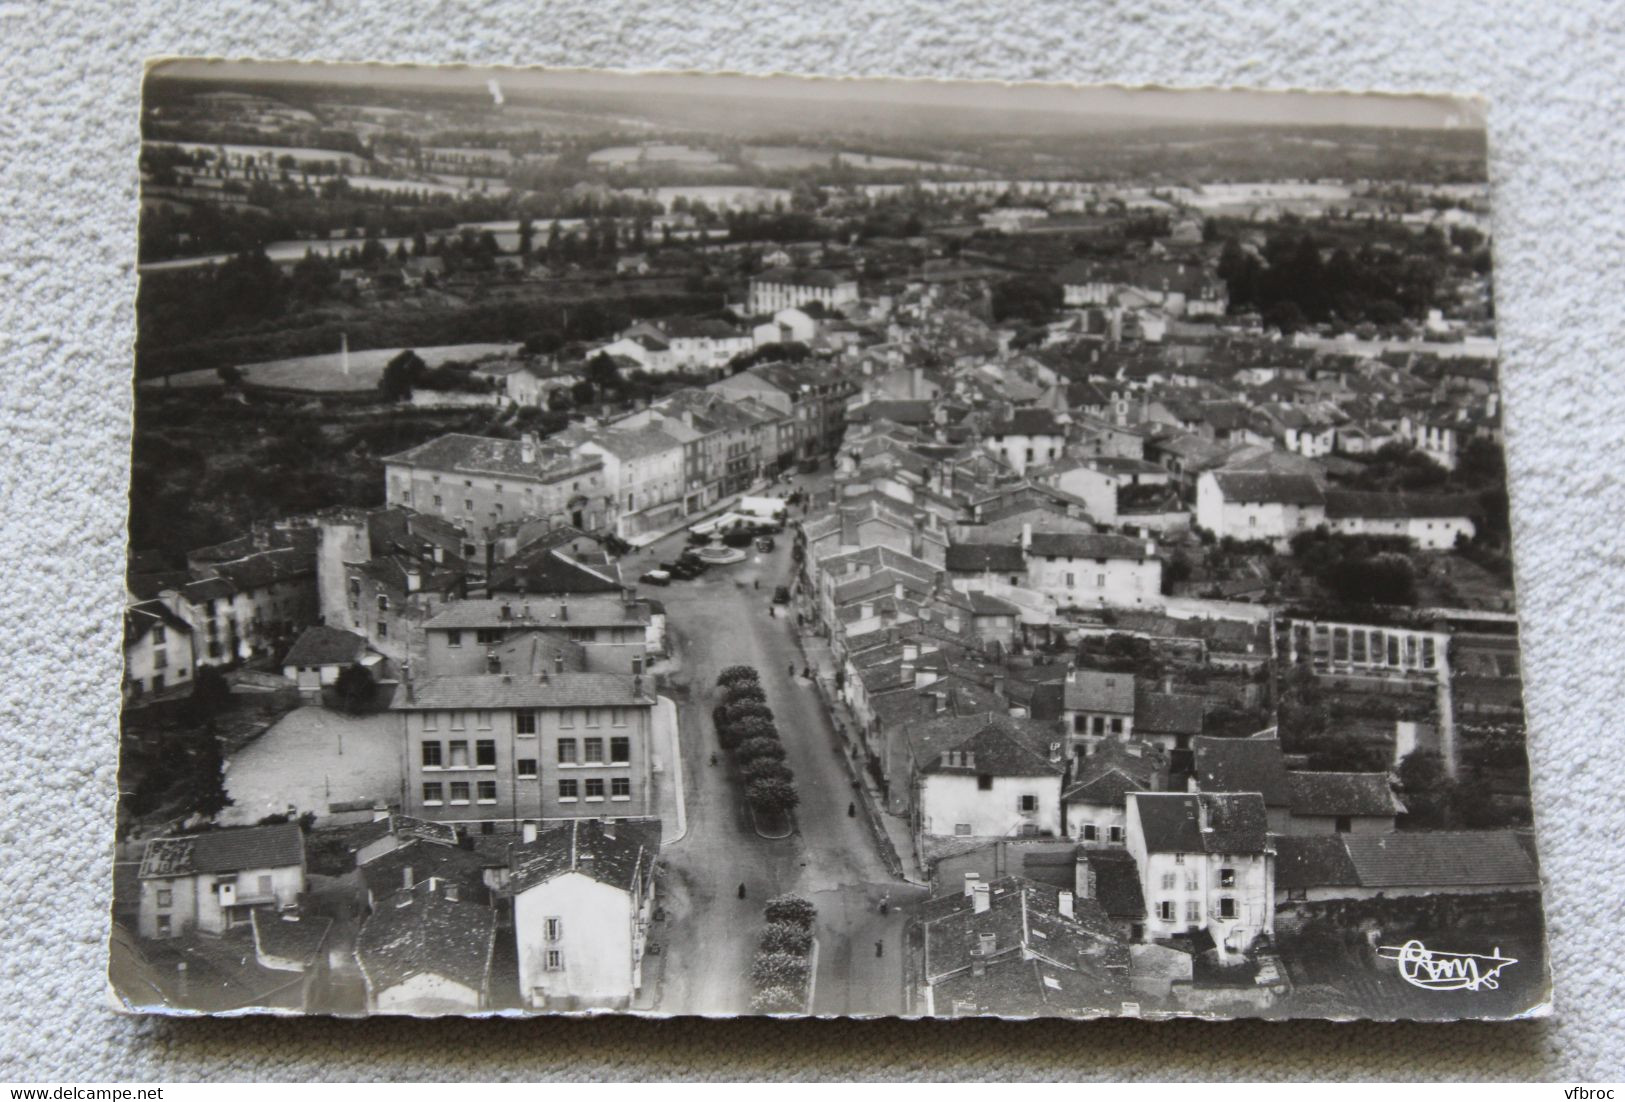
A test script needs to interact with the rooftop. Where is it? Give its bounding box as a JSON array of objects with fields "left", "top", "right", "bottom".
[
  {"left": 139, "top": 823, "right": 305, "bottom": 879},
  {"left": 508, "top": 818, "right": 662, "bottom": 894},
  {"left": 394, "top": 672, "right": 654, "bottom": 711},
  {"left": 354, "top": 878, "right": 496, "bottom": 998},
  {"left": 423, "top": 595, "right": 649, "bottom": 631},
  {"left": 1131, "top": 792, "right": 1270, "bottom": 856},
  {"left": 382, "top": 433, "right": 600, "bottom": 483}
]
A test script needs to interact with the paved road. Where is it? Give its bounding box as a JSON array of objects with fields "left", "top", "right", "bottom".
[{"left": 624, "top": 511, "right": 920, "bottom": 1016}]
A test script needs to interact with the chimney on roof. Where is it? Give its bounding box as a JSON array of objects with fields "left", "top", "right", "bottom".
[
  {"left": 900, "top": 660, "right": 915, "bottom": 684},
  {"left": 992, "top": 675, "right": 1006, "bottom": 701},
  {"left": 1076, "top": 855, "right": 1097, "bottom": 901},
  {"left": 444, "top": 882, "right": 460, "bottom": 903},
  {"left": 633, "top": 674, "right": 643, "bottom": 698},
  {"left": 632, "top": 656, "right": 644, "bottom": 677},
  {"left": 559, "top": 600, "right": 569, "bottom": 622},
  {"left": 402, "top": 865, "right": 414, "bottom": 892},
  {"left": 521, "top": 433, "right": 538, "bottom": 464},
  {"left": 964, "top": 872, "right": 980, "bottom": 898},
  {"left": 500, "top": 603, "right": 513, "bottom": 622},
  {"left": 972, "top": 883, "right": 991, "bottom": 914},
  {"left": 1058, "top": 890, "right": 1075, "bottom": 920},
  {"left": 1020, "top": 523, "right": 1033, "bottom": 550},
  {"left": 1196, "top": 797, "right": 1211, "bottom": 833},
  {"left": 1146, "top": 540, "right": 1156, "bottom": 558}
]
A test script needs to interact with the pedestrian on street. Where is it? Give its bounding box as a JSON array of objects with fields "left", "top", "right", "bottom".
[
  {"left": 738, "top": 883, "right": 747, "bottom": 900},
  {"left": 789, "top": 663, "right": 796, "bottom": 678},
  {"left": 875, "top": 940, "right": 884, "bottom": 958},
  {"left": 753, "top": 579, "right": 759, "bottom": 590},
  {"left": 847, "top": 801, "right": 856, "bottom": 818}
]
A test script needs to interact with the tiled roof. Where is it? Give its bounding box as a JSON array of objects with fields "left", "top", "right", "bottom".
[
  {"left": 282, "top": 625, "right": 369, "bottom": 668},
  {"left": 355, "top": 879, "right": 496, "bottom": 997},
  {"left": 1192, "top": 736, "right": 1292, "bottom": 807},
  {"left": 1287, "top": 772, "right": 1404, "bottom": 818},
  {"left": 382, "top": 433, "right": 600, "bottom": 483},
  {"left": 139, "top": 823, "right": 305, "bottom": 879},
  {"left": 1132, "top": 792, "right": 1269, "bottom": 855},
  {"left": 423, "top": 595, "right": 648, "bottom": 630},
  {"left": 1081, "top": 849, "right": 1147, "bottom": 920},
  {"left": 945, "top": 543, "right": 1026, "bottom": 573},
  {"left": 1134, "top": 690, "right": 1207, "bottom": 737},
  {"left": 921, "top": 716, "right": 1065, "bottom": 778},
  {"left": 1323, "top": 490, "right": 1479, "bottom": 520},
  {"left": 251, "top": 908, "right": 332, "bottom": 968},
  {"left": 508, "top": 818, "right": 661, "bottom": 894},
  {"left": 124, "top": 600, "right": 192, "bottom": 650},
  {"left": 394, "top": 672, "right": 654, "bottom": 711},
  {"left": 1063, "top": 670, "right": 1136, "bottom": 714},
  {"left": 1341, "top": 831, "right": 1539, "bottom": 889},
  {"left": 1273, "top": 835, "right": 1361, "bottom": 891},
  {"left": 1027, "top": 532, "right": 1154, "bottom": 561},
  {"left": 1210, "top": 470, "right": 1325, "bottom": 506},
  {"left": 487, "top": 549, "right": 622, "bottom": 597},
  {"left": 1063, "top": 742, "right": 1163, "bottom": 807},
  {"left": 209, "top": 547, "right": 314, "bottom": 591},
  {"left": 350, "top": 814, "right": 461, "bottom": 856},
  {"left": 752, "top": 267, "right": 853, "bottom": 288},
  {"left": 990, "top": 408, "right": 1064, "bottom": 437}
]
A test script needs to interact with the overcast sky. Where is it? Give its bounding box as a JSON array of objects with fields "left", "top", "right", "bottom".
[{"left": 149, "top": 59, "right": 1482, "bottom": 131}]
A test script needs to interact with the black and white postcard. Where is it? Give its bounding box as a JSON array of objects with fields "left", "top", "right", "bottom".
[{"left": 114, "top": 60, "right": 1548, "bottom": 1021}]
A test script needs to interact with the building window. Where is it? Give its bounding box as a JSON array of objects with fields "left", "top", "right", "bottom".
[
  {"left": 447, "top": 630, "right": 462, "bottom": 648},
  {"left": 559, "top": 708, "right": 575, "bottom": 729},
  {"left": 545, "top": 917, "right": 562, "bottom": 942},
  {"left": 476, "top": 710, "right": 491, "bottom": 730},
  {"left": 421, "top": 742, "right": 442, "bottom": 768},
  {"left": 558, "top": 779, "right": 579, "bottom": 802},
  {"left": 610, "top": 736, "right": 630, "bottom": 764},
  {"left": 477, "top": 780, "right": 497, "bottom": 804},
  {"left": 557, "top": 738, "right": 577, "bottom": 765},
  {"left": 448, "top": 782, "right": 471, "bottom": 805},
  {"left": 954, "top": 823, "right": 972, "bottom": 836},
  {"left": 1219, "top": 897, "right": 1237, "bottom": 920},
  {"left": 1335, "top": 815, "right": 1352, "bottom": 833},
  {"left": 612, "top": 707, "right": 628, "bottom": 727},
  {"left": 584, "top": 707, "right": 601, "bottom": 729},
  {"left": 476, "top": 739, "right": 496, "bottom": 767},
  {"left": 583, "top": 737, "right": 604, "bottom": 764},
  {"left": 1082, "top": 825, "right": 1097, "bottom": 842},
  {"left": 1186, "top": 900, "right": 1201, "bottom": 924},
  {"left": 1157, "top": 901, "right": 1175, "bottom": 922},
  {"left": 376, "top": 596, "right": 389, "bottom": 614},
  {"left": 450, "top": 711, "right": 466, "bottom": 732},
  {"left": 1161, "top": 872, "right": 1176, "bottom": 891},
  {"left": 448, "top": 740, "right": 469, "bottom": 768},
  {"left": 1108, "top": 826, "right": 1124, "bottom": 844},
  {"left": 1173, "top": 853, "right": 1184, "bottom": 865},
  {"left": 1091, "top": 716, "right": 1105, "bottom": 736},
  {"left": 423, "top": 712, "right": 438, "bottom": 731},
  {"left": 611, "top": 777, "right": 631, "bottom": 800},
  {"left": 584, "top": 778, "right": 606, "bottom": 801},
  {"left": 545, "top": 949, "right": 563, "bottom": 971},
  {"left": 977, "top": 774, "right": 993, "bottom": 791},
  {"left": 156, "top": 915, "right": 171, "bottom": 937},
  {"left": 517, "top": 758, "right": 537, "bottom": 779},
  {"left": 156, "top": 889, "right": 173, "bottom": 908},
  {"left": 516, "top": 711, "right": 536, "bottom": 736},
  {"left": 422, "top": 782, "right": 443, "bottom": 806},
  {"left": 1219, "top": 867, "right": 1236, "bottom": 888},
  {"left": 1018, "top": 794, "right": 1038, "bottom": 813}
]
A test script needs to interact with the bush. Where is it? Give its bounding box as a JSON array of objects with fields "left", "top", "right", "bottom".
[
  {"left": 759, "top": 921, "right": 813, "bottom": 955},
  {"left": 723, "top": 682, "right": 767, "bottom": 705},
  {"left": 743, "top": 758, "right": 794, "bottom": 786},
  {"left": 736, "top": 737, "right": 788, "bottom": 766},
  {"left": 750, "top": 985, "right": 802, "bottom": 1013},
  {"left": 748, "top": 778, "right": 800, "bottom": 816},
  {"left": 750, "top": 950, "right": 810, "bottom": 989},
  {"left": 764, "top": 894, "right": 817, "bottom": 927},
  {"left": 729, "top": 715, "right": 777, "bottom": 744},
  {"left": 717, "top": 665, "right": 760, "bottom": 689},
  {"left": 716, "top": 700, "right": 774, "bottom": 731},
  {"left": 333, "top": 663, "right": 378, "bottom": 715}
]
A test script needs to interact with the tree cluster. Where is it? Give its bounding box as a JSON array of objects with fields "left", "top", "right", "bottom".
[
  {"left": 1289, "top": 528, "right": 1418, "bottom": 607},
  {"left": 713, "top": 666, "right": 801, "bottom": 818},
  {"left": 749, "top": 895, "right": 818, "bottom": 1012},
  {"left": 1217, "top": 232, "right": 1443, "bottom": 330}
]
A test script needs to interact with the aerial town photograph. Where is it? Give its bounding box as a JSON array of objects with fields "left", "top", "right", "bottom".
[{"left": 112, "top": 60, "right": 1548, "bottom": 1022}]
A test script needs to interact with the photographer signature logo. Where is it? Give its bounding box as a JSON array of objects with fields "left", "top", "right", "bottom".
[{"left": 1377, "top": 939, "right": 1517, "bottom": 992}]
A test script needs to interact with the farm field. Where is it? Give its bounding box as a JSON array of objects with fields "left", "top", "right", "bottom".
[
  {"left": 147, "top": 342, "right": 522, "bottom": 392},
  {"left": 146, "top": 140, "right": 363, "bottom": 167},
  {"left": 588, "top": 142, "right": 724, "bottom": 167}
]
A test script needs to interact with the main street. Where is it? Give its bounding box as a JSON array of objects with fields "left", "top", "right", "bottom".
[{"left": 623, "top": 493, "right": 924, "bottom": 1016}]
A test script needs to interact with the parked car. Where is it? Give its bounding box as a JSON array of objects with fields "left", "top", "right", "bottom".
[
  {"left": 773, "top": 585, "right": 791, "bottom": 605},
  {"left": 639, "top": 569, "right": 672, "bottom": 586},
  {"left": 754, "top": 535, "right": 776, "bottom": 552},
  {"left": 686, "top": 530, "right": 713, "bottom": 547}
]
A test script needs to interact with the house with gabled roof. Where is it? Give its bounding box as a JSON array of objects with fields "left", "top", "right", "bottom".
[
  {"left": 1062, "top": 669, "right": 1137, "bottom": 753},
  {"left": 1194, "top": 468, "right": 1326, "bottom": 549},
  {"left": 137, "top": 822, "right": 306, "bottom": 940},
  {"left": 915, "top": 716, "right": 1068, "bottom": 861},
  {"left": 354, "top": 876, "right": 496, "bottom": 1015},
  {"left": 1274, "top": 830, "right": 1540, "bottom": 905},
  {"left": 1191, "top": 734, "right": 1294, "bottom": 832},
  {"left": 509, "top": 818, "right": 661, "bottom": 1010},
  {"left": 1125, "top": 791, "right": 1274, "bottom": 960},
  {"left": 124, "top": 599, "right": 195, "bottom": 701},
  {"left": 1063, "top": 739, "right": 1168, "bottom": 846},
  {"left": 1285, "top": 771, "right": 1405, "bottom": 835},
  {"left": 280, "top": 624, "right": 380, "bottom": 698}
]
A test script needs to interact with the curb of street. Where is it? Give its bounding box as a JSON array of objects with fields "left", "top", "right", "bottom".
[
  {"left": 750, "top": 803, "right": 795, "bottom": 840},
  {"left": 802, "top": 935, "right": 820, "bottom": 1015},
  {"left": 657, "top": 695, "right": 688, "bottom": 847}
]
